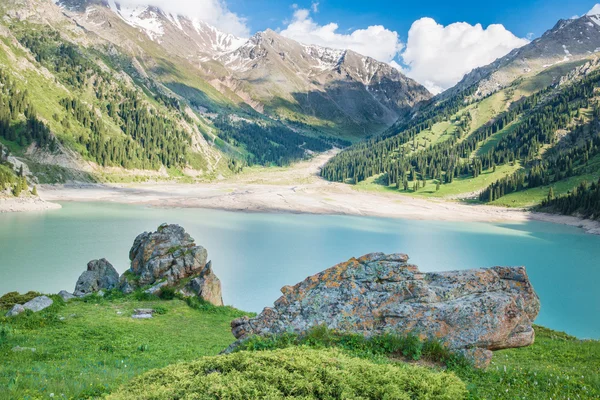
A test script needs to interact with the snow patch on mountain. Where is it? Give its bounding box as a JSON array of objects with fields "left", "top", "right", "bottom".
[{"left": 107, "top": 0, "right": 164, "bottom": 41}]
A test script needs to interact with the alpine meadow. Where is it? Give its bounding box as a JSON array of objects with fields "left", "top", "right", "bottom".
[{"left": 0, "top": 1, "right": 599, "bottom": 399}]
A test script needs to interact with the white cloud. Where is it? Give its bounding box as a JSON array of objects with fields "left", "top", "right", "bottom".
[
  {"left": 587, "top": 4, "right": 600, "bottom": 15},
  {"left": 400, "top": 18, "right": 529, "bottom": 93},
  {"left": 114, "top": 0, "right": 249, "bottom": 37},
  {"left": 280, "top": 7, "right": 403, "bottom": 64}
]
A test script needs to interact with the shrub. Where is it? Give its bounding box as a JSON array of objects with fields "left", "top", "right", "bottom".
[
  {"left": 153, "top": 306, "right": 167, "bottom": 315},
  {"left": 158, "top": 286, "right": 176, "bottom": 300},
  {"left": 237, "top": 325, "right": 468, "bottom": 367},
  {"left": 108, "top": 347, "right": 467, "bottom": 400},
  {"left": 0, "top": 291, "right": 41, "bottom": 309},
  {"left": 132, "top": 290, "right": 157, "bottom": 302}
]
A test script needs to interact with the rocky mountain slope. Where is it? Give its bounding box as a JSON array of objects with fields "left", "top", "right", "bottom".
[
  {"left": 446, "top": 13, "right": 600, "bottom": 100},
  {"left": 57, "top": 0, "right": 431, "bottom": 136}
]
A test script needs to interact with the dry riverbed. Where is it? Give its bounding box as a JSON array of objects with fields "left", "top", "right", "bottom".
[{"left": 29, "top": 150, "right": 600, "bottom": 235}]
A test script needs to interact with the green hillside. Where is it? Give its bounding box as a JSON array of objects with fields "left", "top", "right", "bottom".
[{"left": 322, "top": 60, "right": 600, "bottom": 220}]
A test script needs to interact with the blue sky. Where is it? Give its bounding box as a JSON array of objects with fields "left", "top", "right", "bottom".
[{"left": 228, "top": 0, "right": 595, "bottom": 39}]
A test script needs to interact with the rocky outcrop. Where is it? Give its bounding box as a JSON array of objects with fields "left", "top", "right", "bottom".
[
  {"left": 5, "top": 295, "right": 54, "bottom": 317},
  {"left": 58, "top": 290, "right": 76, "bottom": 302},
  {"left": 231, "top": 252, "right": 540, "bottom": 368},
  {"left": 179, "top": 261, "right": 223, "bottom": 306},
  {"left": 74, "top": 259, "right": 119, "bottom": 297},
  {"left": 120, "top": 224, "right": 223, "bottom": 306}
]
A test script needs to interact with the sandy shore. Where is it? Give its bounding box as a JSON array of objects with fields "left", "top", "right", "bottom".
[
  {"left": 0, "top": 195, "right": 62, "bottom": 213},
  {"left": 34, "top": 151, "right": 600, "bottom": 235}
]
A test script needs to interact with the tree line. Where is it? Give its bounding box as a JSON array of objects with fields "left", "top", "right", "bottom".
[
  {"left": 538, "top": 179, "right": 600, "bottom": 220},
  {"left": 322, "top": 67, "right": 600, "bottom": 206}
]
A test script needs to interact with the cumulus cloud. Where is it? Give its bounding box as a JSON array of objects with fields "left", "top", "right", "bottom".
[
  {"left": 280, "top": 7, "right": 403, "bottom": 64},
  {"left": 400, "top": 18, "right": 529, "bottom": 93},
  {"left": 113, "top": 0, "right": 249, "bottom": 37}
]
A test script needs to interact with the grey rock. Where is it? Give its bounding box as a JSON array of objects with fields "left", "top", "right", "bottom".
[
  {"left": 127, "top": 224, "right": 207, "bottom": 287},
  {"left": 133, "top": 308, "right": 155, "bottom": 315},
  {"left": 58, "top": 290, "right": 76, "bottom": 302},
  {"left": 132, "top": 314, "right": 153, "bottom": 319},
  {"left": 5, "top": 304, "right": 25, "bottom": 317},
  {"left": 12, "top": 346, "right": 36, "bottom": 352},
  {"left": 74, "top": 259, "right": 119, "bottom": 297},
  {"left": 23, "top": 296, "right": 53, "bottom": 313},
  {"left": 144, "top": 281, "right": 168, "bottom": 295},
  {"left": 230, "top": 252, "right": 540, "bottom": 368},
  {"left": 121, "top": 224, "right": 223, "bottom": 306},
  {"left": 181, "top": 263, "right": 223, "bottom": 306}
]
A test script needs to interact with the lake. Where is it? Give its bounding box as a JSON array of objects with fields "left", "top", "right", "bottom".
[{"left": 0, "top": 202, "right": 598, "bottom": 339}]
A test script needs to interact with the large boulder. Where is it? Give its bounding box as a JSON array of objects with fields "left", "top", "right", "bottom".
[
  {"left": 120, "top": 224, "right": 223, "bottom": 306},
  {"left": 230, "top": 252, "right": 540, "bottom": 368},
  {"left": 6, "top": 295, "right": 54, "bottom": 317},
  {"left": 23, "top": 295, "right": 54, "bottom": 312},
  {"left": 74, "top": 259, "right": 119, "bottom": 297}
]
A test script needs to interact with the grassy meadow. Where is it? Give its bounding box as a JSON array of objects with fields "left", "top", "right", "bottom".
[{"left": 0, "top": 292, "right": 598, "bottom": 399}]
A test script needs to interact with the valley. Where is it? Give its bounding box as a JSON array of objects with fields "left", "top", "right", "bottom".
[
  {"left": 28, "top": 150, "right": 600, "bottom": 235},
  {"left": 1, "top": 1, "right": 600, "bottom": 399}
]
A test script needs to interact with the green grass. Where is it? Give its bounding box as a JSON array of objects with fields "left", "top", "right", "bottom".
[
  {"left": 456, "top": 326, "right": 600, "bottom": 399},
  {"left": 491, "top": 154, "right": 600, "bottom": 208},
  {"left": 354, "top": 163, "right": 520, "bottom": 199},
  {"left": 1, "top": 296, "right": 598, "bottom": 399},
  {"left": 0, "top": 296, "right": 251, "bottom": 399},
  {"left": 476, "top": 121, "right": 520, "bottom": 157}
]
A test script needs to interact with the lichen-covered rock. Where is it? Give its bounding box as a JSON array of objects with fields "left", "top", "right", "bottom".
[
  {"left": 231, "top": 252, "right": 540, "bottom": 368},
  {"left": 180, "top": 262, "right": 223, "bottom": 306},
  {"left": 74, "top": 259, "right": 119, "bottom": 297},
  {"left": 121, "top": 224, "right": 223, "bottom": 306}
]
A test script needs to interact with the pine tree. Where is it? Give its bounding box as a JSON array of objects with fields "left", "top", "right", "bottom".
[{"left": 547, "top": 187, "right": 555, "bottom": 202}]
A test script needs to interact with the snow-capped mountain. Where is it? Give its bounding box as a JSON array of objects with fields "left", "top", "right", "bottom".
[
  {"left": 52, "top": 0, "right": 430, "bottom": 134},
  {"left": 216, "top": 29, "right": 430, "bottom": 130},
  {"left": 446, "top": 13, "right": 600, "bottom": 99}
]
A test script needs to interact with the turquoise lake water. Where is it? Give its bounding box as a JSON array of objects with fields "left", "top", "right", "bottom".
[{"left": 0, "top": 202, "right": 598, "bottom": 339}]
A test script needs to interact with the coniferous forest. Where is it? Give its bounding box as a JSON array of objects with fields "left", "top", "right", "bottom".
[{"left": 322, "top": 68, "right": 600, "bottom": 220}]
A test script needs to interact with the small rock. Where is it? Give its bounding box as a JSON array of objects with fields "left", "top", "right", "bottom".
[
  {"left": 12, "top": 346, "right": 36, "bottom": 352},
  {"left": 116, "top": 311, "right": 123, "bottom": 315},
  {"left": 22, "top": 296, "right": 53, "bottom": 313},
  {"left": 97, "top": 290, "right": 105, "bottom": 297},
  {"left": 58, "top": 290, "right": 76, "bottom": 302},
  {"left": 131, "top": 314, "right": 153, "bottom": 319},
  {"left": 133, "top": 308, "right": 155, "bottom": 315},
  {"left": 5, "top": 304, "right": 25, "bottom": 317}
]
